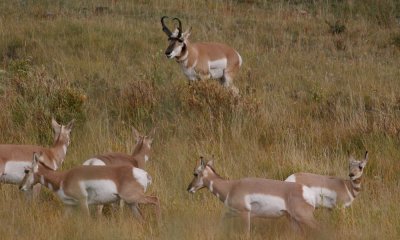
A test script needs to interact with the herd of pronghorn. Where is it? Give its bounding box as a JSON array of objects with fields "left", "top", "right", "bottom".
[{"left": 0, "top": 17, "right": 369, "bottom": 236}]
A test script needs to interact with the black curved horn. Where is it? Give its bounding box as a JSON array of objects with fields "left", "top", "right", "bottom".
[
  {"left": 173, "top": 17, "right": 182, "bottom": 38},
  {"left": 161, "top": 16, "right": 172, "bottom": 36}
]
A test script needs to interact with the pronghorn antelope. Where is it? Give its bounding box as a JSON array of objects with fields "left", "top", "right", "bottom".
[
  {"left": 83, "top": 127, "right": 155, "bottom": 169},
  {"left": 0, "top": 118, "right": 74, "bottom": 191},
  {"left": 20, "top": 152, "right": 160, "bottom": 222},
  {"left": 161, "top": 16, "right": 242, "bottom": 94},
  {"left": 187, "top": 157, "right": 317, "bottom": 234},
  {"left": 285, "top": 151, "right": 368, "bottom": 209},
  {"left": 82, "top": 127, "right": 155, "bottom": 214}
]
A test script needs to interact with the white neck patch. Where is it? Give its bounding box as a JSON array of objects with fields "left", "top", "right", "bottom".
[{"left": 209, "top": 180, "right": 214, "bottom": 192}]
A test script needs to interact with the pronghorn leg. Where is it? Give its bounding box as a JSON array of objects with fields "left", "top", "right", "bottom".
[
  {"left": 32, "top": 184, "right": 41, "bottom": 199},
  {"left": 122, "top": 194, "right": 161, "bottom": 222},
  {"left": 23, "top": 189, "right": 33, "bottom": 201},
  {"left": 128, "top": 203, "right": 144, "bottom": 223},
  {"left": 239, "top": 211, "right": 251, "bottom": 237},
  {"left": 222, "top": 71, "right": 239, "bottom": 95},
  {"left": 96, "top": 205, "right": 104, "bottom": 216},
  {"left": 139, "top": 196, "right": 161, "bottom": 221},
  {"left": 119, "top": 199, "right": 125, "bottom": 211},
  {"left": 64, "top": 205, "right": 75, "bottom": 217},
  {"left": 78, "top": 198, "right": 90, "bottom": 216}
]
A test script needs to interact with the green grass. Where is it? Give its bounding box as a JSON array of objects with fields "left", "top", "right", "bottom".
[{"left": 1, "top": 0, "right": 400, "bottom": 239}]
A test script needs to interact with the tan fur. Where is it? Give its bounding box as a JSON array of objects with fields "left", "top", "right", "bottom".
[
  {"left": 162, "top": 17, "right": 242, "bottom": 93},
  {"left": 0, "top": 118, "right": 74, "bottom": 185},
  {"left": 285, "top": 151, "right": 368, "bottom": 208},
  {"left": 187, "top": 157, "right": 316, "bottom": 235},
  {"left": 84, "top": 127, "right": 154, "bottom": 169},
  {"left": 20, "top": 153, "right": 160, "bottom": 221}
]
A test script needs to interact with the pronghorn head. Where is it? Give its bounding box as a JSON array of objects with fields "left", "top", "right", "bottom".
[
  {"left": 161, "top": 16, "right": 192, "bottom": 59},
  {"left": 132, "top": 127, "right": 155, "bottom": 159},
  {"left": 187, "top": 156, "right": 214, "bottom": 193},
  {"left": 51, "top": 118, "right": 75, "bottom": 147},
  {"left": 348, "top": 151, "right": 368, "bottom": 180},
  {"left": 132, "top": 127, "right": 155, "bottom": 150},
  {"left": 19, "top": 152, "right": 42, "bottom": 191}
]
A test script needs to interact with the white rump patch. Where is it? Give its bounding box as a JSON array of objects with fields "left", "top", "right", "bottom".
[
  {"left": 144, "top": 155, "right": 149, "bottom": 162},
  {"left": 244, "top": 194, "right": 286, "bottom": 217},
  {"left": 302, "top": 186, "right": 316, "bottom": 208},
  {"left": 82, "top": 158, "right": 106, "bottom": 166},
  {"left": 79, "top": 180, "right": 119, "bottom": 205},
  {"left": 1, "top": 161, "right": 31, "bottom": 184},
  {"left": 284, "top": 174, "right": 296, "bottom": 183},
  {"left": 208, "top": 58, "right": 227, "bottom": 79},
  {"left": 132, "top": 168, "right": 150, "bottom": 192},
  {"left": 309, "top": 187, "right": 337, "bottom": 208}
]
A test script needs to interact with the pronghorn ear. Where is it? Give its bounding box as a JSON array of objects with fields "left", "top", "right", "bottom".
[
  {"left": 364, "top": 151, "right": 369, "bottom": 161},
  {"left": 148, "top": 127, "right": 156, "bottom": 140},
  {"left": 51, "top": 118, "right": 61, "bottom": 133},
  {"left": 132, "top": 126, "right": 140, "bottom": 141},
  {"left": 200, "top": 156, "right": 206, "bottom": 169},
  {"left": 182, "top": 27, "right": 192, "bottom": 41},
  {"left": 66, "top": 119, "right": 75, "bottom": 131}
]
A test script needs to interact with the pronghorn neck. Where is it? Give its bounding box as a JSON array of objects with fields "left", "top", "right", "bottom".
[
  {"left": 48, "top": 132, "right": 70, "bottom": 168},
  {"left": 37, "top": 164, "right": 64, "bottom": 191},
  {"left": 345, "top": 176, "right": 362, "bottom": 198},
  {"left": 175, "top": 41, "right": 190, "bottom": 64},
  {"left": 350, "top": 176, "right": 362, "bottom": 197},
  {"left": 131, "top": 141, "right": 150, "bottom": 169},
  {"left": 203, "top": 166, "right": 233, "bottom": 203}
]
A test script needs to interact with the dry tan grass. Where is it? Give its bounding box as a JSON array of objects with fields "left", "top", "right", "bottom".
[{"left": 0, "top": 0, "right": 400, "bottom": 239}]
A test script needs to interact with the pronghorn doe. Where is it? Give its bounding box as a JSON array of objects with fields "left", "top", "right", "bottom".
[
  {"left": 83, "top": 127, "right": 155, "bottom": 169},
  {"left": 83, "top": 127, "right": 155, "bottom": 214},
  {"left": 20, "top": 153, "right": 160, "bottom": 221},
  {"left": 187, "top": 157, "right": 317, "bottom": 235},
  {"left": 0, "top": 118, "right": 74, "bottom": 196},
  {"left": 285, "top": 151, "right": 369, "bottom": 209},
  {"left": 161, "top": 16, "right": 242, "bottom": 94}
]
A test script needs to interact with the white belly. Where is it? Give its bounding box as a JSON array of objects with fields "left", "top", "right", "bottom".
[
  {"left": 0, "top": 161, "right": 31, "bottom": 184},
  {"left": 80, "top": 180, "right": 119, "bottom": 204},
  {"left": 245, "top": 194, "right": 286, "bottom": 218},
  {"left": 82, "top": 158, "right": 106, "bottom": 166},
  {"left": 309, "top": 187, "right": 337, "bottom": 208},
  {"left": 208, "top": 58, "right": 227, "bottom": 79}
]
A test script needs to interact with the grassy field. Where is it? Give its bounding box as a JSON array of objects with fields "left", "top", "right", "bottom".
[{"left": 1, "top": 0, "right": 400, "bottom": 239}]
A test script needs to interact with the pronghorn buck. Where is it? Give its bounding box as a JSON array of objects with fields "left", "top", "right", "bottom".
[
  {"left": 20, "top": 153, "right": 160, "bottom": 221},
  {"left": 83, "top": 127, "right": 155, "bottom": 169},
  {"left": 161, "top": 16, "right": 242, "bottom": 94},
  {"left": 187, "top": 157, "right": 317, "bottom": 234},
  {"left": 0, "top": 118, "right": 74, "bottom": 193},
  {"left": 285, "top": 151, "right": 369, "bottom": 209}
]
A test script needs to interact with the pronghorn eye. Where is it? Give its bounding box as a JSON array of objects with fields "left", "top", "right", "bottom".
[
  {"left": 194, "top": 173, "right": 198, "bottom": 177},
  {"left": 359, "top": 166, "right": 363, "bottom": 170},
  {"left": 24, "top": 169, "right": 30, "bottom": 174}
]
